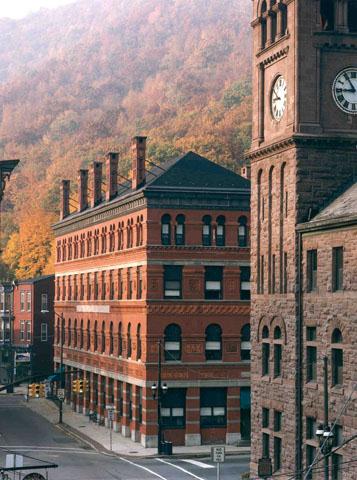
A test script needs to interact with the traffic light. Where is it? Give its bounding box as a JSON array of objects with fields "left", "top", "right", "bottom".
[
  {"left": 78, "top": 379, "right": 84, "bottom": 393},
  {"left": 28, "top": 383, "right": 36, "bottom": 397},
  {"left": 39, "top": 383, "right": 46, "bottom": 398},
  {"left": 34, "top": 384, "right": 40, "bottom": 398},
  {"left": 72, "top": 379, "right": 78, "bottom": 393}
]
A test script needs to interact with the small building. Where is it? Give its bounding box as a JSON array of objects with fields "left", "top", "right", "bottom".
[
  {"left": 53, "top": 139, "right": 251, "bottom": 447},
  {"left": 12, "top": 275, "right": 55, "bottom": 380}
]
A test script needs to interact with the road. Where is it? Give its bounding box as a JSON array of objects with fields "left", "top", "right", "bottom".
[{"left": 0, "top": 395, "right": 249, "bottom": 479}]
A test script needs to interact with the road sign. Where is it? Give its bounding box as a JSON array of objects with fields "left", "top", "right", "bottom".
[
  {"left": 211, "top": 446, "right": 225, "bottom": 463},
  {"left": 57, "top": 388, "right": 65, "bottom": 400},
  {"left": 23, "top": 474, "right": 46, "bottom": 480}
]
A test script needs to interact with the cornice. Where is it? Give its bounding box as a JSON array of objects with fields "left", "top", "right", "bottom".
[
  {"left": 147, "top": 303, "right": 250, "bottom": 316},
  {"left": 257, "top": 45, "right": 289, "bottom": 66},
  {"left": 246, "top": 135, "right": 357, "bottom": 161}
]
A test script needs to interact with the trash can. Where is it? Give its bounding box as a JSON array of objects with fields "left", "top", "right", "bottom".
[{"left": 163, "top": 441, "right": 173, "bottom": 455}]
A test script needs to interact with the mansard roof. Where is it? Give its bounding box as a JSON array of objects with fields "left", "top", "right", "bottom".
[{"left": 298, "top": 182, "right": 357, "bottom": 232}]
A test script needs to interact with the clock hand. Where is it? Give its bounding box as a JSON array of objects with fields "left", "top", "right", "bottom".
[
  {"left": 341, "top": 88, "right": 356, "bottom": 93},
  {"left": 345, "top": 77, "right": 356, "bottom": 93}
]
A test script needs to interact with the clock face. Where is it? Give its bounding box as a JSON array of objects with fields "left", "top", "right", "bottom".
[
  {"left": 332, "top": 68, "right": 357, "bottom": 114},
  {"left": 271, "top": 76, "right": 287, "bottom": 121}
]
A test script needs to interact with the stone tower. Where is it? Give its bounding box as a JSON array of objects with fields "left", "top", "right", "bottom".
[{"left": 248, "top": 0, "right": 357, "bottom": 477}]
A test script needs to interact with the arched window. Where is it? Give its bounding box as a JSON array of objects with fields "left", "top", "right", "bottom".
[
  {"left": 348, "top": 0, "right": 357, "bottom": 31},
  {"left": 68, "top": 319, "right": 72, "bottom": 347},
  {"left": 94, "top": 321, "right": 98, "bottom": 351},
  {"left": 127, "top": 323, "right": 132, "bottom": 358},
  {"left": 80, "top": 320, "right": 84, "bottom": 349},
  {"left": 238, "top": 216, "right": 248, "bottom": 247},
  {"left": 164, "top": 324, "right": 182, "bottom": 361},
  {"left": 270, "top": 10, "right": 277, "bottom": 43},
  {"left": 261, "top": 1, "right": 267, "bottom": 48},
  {"left": 280, "top": 3, "right": 288, "bottom": 35},
  {"left": 87, "top": 320, "right": 91, "bottom": 350},
  {"left": 175, "top": 215, "right": 185, "bottom": 245},
  {"left": 273, "top": 326, "right": 282, "bottom": 378},
  {"left": 216, "top": 216, "right": 225, "bottom": 246},
  {"left": 241, "top": 324, "right": 251, "bottom": 360},
  {"left": 109, "top": 322, "right": 114, "bottom": 355},
  {"left": 137, "top": 324, "right": 142, "bottom": 360},
  {"left": 73, "top": 319, "right": 77, "bottom": 348},
  {"left": 331, "top": 328, "right": 343, "bottom": 386},
  {"left": 262, "top": 326, "right": 270, "bottom": 375},
  {"left": 161, "top": 214, "right": 171, "bottom": 245},
  {"left": 205, "top": 324, "right": 222, "bottom": 360},
  {"left": 202, "top": 215, "right": 212, "bottom": 246},
  {"left": 118, "top": 322, "right": 123, "bottom": 356},
  {"left": 321, "top": 0, "right": 335, "bottom": 30},
  {"left": 101, "top": 321, "right": 106, "bottom": 354}
]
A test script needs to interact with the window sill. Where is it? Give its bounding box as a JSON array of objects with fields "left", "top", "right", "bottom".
[
  {"left": 331, "top": 385, "right": 344, "bottom": 395},
  {"left": 200, "top": 424, "right": 227, "bottom": 429},
  {"left": 272, "top": 377, "right": 283, "bottom": 385},
  {"left": 305, "top": 381, "right": 318, "bottom": 390}
]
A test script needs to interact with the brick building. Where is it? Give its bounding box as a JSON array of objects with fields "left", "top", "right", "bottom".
[
  {"left": 248, "top": 1, "right": 357, "bottom": 479},
  {"left": 53, "top": 141, "right": 251, "bottom": 447},
  {"left": 12, "top": 275, "right": 55, "bottom": 380}
]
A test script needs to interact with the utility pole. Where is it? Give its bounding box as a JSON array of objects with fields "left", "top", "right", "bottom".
[
  {"left": 59, "top": 312, "right": 64, "bottom": 424},
  {"left": 323, "top": 355, "right": 329, "bottom": 480},
  {"left": 151, "top": 340, "right": 168, "bottom": 455}
]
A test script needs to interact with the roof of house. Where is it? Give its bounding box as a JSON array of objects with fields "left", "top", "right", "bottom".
[
  {"left": 298, "top": 182, "right": 357, "bottom": 232},
  {"left": 16, "top": 275, "right": 54, "bottom": 285}
]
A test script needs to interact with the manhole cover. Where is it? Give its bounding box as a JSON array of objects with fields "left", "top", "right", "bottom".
[{"left": 129, "top": 451, "right": 138, "bottom": 454}]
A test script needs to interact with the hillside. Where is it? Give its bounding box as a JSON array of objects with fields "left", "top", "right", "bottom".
[{"left": 0, "top": 0, "right": 252, "bottom": 278}]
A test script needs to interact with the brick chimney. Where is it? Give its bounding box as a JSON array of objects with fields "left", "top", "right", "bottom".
[
  {"left": 90, "top": 162, "right": 103, "bottom": 207},
  {"left": 106, "top": 152, "right": 119, "bottom": 201},
  {"left": 131, "top": 136, "right": 147, "bottom": 190},
  {"left": 241, "top": 165, "right": 251, "bottom": 180},
  {"left": 60, "top": 180, "right": 70, "bottom": 220},
  {"left": 78, "top": 169, "right": 89, "bottom": 212}
]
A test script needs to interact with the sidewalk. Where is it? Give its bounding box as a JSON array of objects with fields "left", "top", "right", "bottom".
[{"left": 24, "top": 396, "right": 251, "bottom": 458}]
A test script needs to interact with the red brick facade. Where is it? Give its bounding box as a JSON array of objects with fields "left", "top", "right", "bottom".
[
  {"left": 53, "top": 145, "right": 251, "bottom": 447},
  {"left": 249, "top": 1, "right": 357, "bottom": 478}
]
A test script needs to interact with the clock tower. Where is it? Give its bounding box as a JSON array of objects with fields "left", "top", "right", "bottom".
[{"left": 248, "top": 0, "right": 357, "bottom": 477}]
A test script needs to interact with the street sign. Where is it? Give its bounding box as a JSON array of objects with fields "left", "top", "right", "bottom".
[
  {"left": 57, "top": 388, "right": 65, "bottom": 400},
  {"left": 211, "top": 446, "right": 225, "bottom": 463},
  {"left": 23, "top": 474, "right": 46, "bottom": 480}
]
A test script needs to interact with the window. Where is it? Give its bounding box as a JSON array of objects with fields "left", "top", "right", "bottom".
[
  {"left": 262, "top": 326, "right": 270, "bottom": 376},
  {"left": 216, "top": 216, "right": 225, "bottom": 246},
  {"left": 164, "top": 266, "right": 182, "bottom": 298},
  {"left": 270, "top": 10, "right": 277, "bottom": 43},
  {"left": 137, "top": 268, "right": 142, "bottom": 299},
  {"left": 320, "top": 0, "right": 335, "bottom": 31},
  {"left": 87, "top": 321, "right": 91, "bottom": 350},
  {"left": 202, "top": 215, "right": 212, "bottom": 246},
  {"left": 274, "top": 410, "right": 282, "bottom": 432},
  {"left": 127, "top": 323, "right": 132, "bottom": 358},
  {"left": 200, "top": 388, "right": 227, "bottom": 427},
  {"left": 262, "top": 407, "right": 270, "bottom": 428},
  {"left": 307, "top": 250, "right": 317, "bottom": 292},
  {"left": 137, "top": 324, "right": 141, "bottom": 360},
  {"left": 108, "top": 322, "right": 113, "bottom": 355},
  {"left": 331, "top": 453, "right": 342, "bottom": 480},
  {"left": 26, "top": 321, "right": 31, "bottom": 342},
  {"left": 41, "top": 294, "right": 48, "bottom": 312},
  {"left": 331, "top": 328, "right": 343, "bottom": 386},
  {"left": 306, "top": 346, "right": 317, "bottom": 382},
  {"left": 306, "top": 444, "right": 316, "bottom": 480},
  {"left": 128, "top": 268, "right": 133, "bottom": 300},
  {"left": 73, "top": 319, "right": 77, "bottom": 347},
  {"left": 205, "top": 266, "right": 223, "bottom": 300},
  {"left": 127, "top": 384, "right": 132, "bottom": 420},
  {"left": 26, "top": 292, "right": 31, "bottom": 311},
  {"left": 175, "top": 215, "right": 185, "bottom": 245},
  {"left": 306, "top": 416, "right": 316, "bottom": 440},
  {"left": 273, "top": 326, "right": 282, "bottom": 378},
  {"left": 161, "top": 214, "right": 171, "bottom": 245},
  {"left": 241, "top": 324, "right": 251, "bottom": 360},
  {"left": 94, "top": 321, "right": 98, "bottom": 351},
  {"left": 261, "top": 1, "right": 267, "bottom": 49},
  {"left": 280, "top": 3, "right": 287, "bottom": 35},
  {"left": 240, "top": 266, "right": 251, "bottom": 300},
  {"left": 164, "top": 324, "right": 181, "bottom": 361},
  {"left": 101, "top": 321, "right": 105, "bottom": 353},
  {"left": 273, "top": 436, "right": 282, "bottom": 471},
  {"left": 271, "top": 254, "right": 276, "bottom": 294},
  {"left": 80, "top": 320, "right": 84, "bottom": 349},
  {"left": 94, "top": 273, "right": 98, "bottom": 300},
  {"left": 332, "top": 247, "right": 343, "bottom": 291},
  {"left": 118, "top": 323, "right": 122, "bottom": 356},
  {"left": 41, "top": 323, "right": 48, "bottom": 342},
  {"left": 20, "top": 321, "right": 25, "bottom": 341},
  {"left": 283, "top": 252, "right": 288, "bottom": 294},
  {"left": 161, "top": 389, "right": 186, "bottom": 428},
  {"left": 262, "top": 432, "right": 270, "bottom": 458},
  {"left": 68, "top": 319, "right": 72, "bottom": 346},
  {"left": 0, "top": 293, "right": 4, "bottom": 311},
  {"left": 348, "top": 0, "right": 357, "bottom": 32},
  {"left": 306, "top": 326, "right": 316, "bottom": 341},
  {"left": 109, "top": 270, "right": 114, "bottom": 300},
  {"left": 138, "top": 387, "right": 143, "bottom": 423},
  {"left": 238, "top": 216, "right": 248, "bottom": 247},
  {"left": 205, "top": 324, "right": 222, "bottom": 360}
]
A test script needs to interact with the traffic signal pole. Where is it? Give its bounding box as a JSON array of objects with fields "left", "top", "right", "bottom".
[{"left": 59, "top": 312, "right": 64, "bottom": 424}]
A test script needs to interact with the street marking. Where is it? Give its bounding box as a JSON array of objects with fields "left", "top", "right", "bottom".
[
  {"left": 157, "top": 458, "right": 207, "bottom": 480},
  {"left": 182, "top": 459, "right": 215, "bottom": 469},
  {"left": 119, "top": 457, "right": 169, "bottom": 480}
]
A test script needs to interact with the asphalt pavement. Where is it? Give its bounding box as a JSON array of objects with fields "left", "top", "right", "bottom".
[{"left": 0, "top": 395, "right": 250, "bottom": 479}]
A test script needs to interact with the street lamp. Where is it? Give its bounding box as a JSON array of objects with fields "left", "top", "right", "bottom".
[
  {"left": 316, "top": 423, "right": 334, "bottom": 480},
  {"left": 151, "top": 340, "right": 168, "bottom": 454}
]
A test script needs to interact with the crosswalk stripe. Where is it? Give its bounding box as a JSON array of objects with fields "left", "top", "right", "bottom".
[
  {"left": 182, "top": 459, "right": 215, "bottom": 469},
  {"left": 120, "top": 457, "right": 169, "bottom": 480},
  {"left": 157, "top": 458, "right": 207, "bottom": 480}
]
